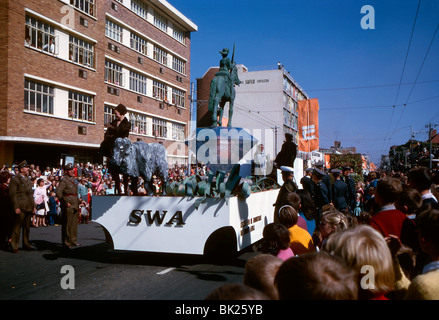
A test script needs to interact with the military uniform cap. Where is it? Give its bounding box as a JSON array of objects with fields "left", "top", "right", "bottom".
[
  {"left": 314, "top": 161, "right": 324, "bottom": 167},
  {"left": 331, "top": 168, "right": 342, "bottom": 174},
  {"left": 342, "top": 166, "right": 352, "bottom": 171},
  {"left": 313, "top": 168, "right": 326, "bottom": 176},
  {"left": 280, "top": 166, "right": 294, "bottom": 173},
  {"left": 17, "top": 160, "right": 29, "bottom": 169},
  {"left": 305, "top": 167, "right": 313, "bottom": 172}
]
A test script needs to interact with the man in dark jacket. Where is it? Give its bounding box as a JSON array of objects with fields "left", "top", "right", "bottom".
[
  {"left": 8, "top": 160, "right": 35, "bottom": 253},
  {"left": 312, "top": 168, "right": 330, "bottom": 224},
  {"left": 342, "top": 166, "right": 357, "bottom": 212},
  {"left": 275, "top": 133, "right": 297, "bottom": 168},
  {"left": 331, "top": 168, "right": 349, "bottom": 213}
]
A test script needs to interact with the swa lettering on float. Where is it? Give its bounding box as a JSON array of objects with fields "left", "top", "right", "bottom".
[{"left": 128, "top": 210, "right": 185, "bottom": 226}]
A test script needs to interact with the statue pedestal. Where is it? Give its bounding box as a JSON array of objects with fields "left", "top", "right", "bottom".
[{"left": 194, "top": 127, "right": 258, "bottom": 174}]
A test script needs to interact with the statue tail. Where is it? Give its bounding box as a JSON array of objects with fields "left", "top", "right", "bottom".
[{"left": 208, "top": 78, "right": 218, "bottom": 112}]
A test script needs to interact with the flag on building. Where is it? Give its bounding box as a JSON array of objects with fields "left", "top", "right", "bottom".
[{"left": 298, "top": 98, "right": 319, "bottom": 153}]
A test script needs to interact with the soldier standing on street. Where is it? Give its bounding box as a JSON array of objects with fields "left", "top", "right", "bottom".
[
  {"left": 312, "top": 168, "right": 330, "bottom": 224},
  {"left": 331, "top": 168, "right": 349, "bottom": 213},
  {"left": 342, "top": 166, "right": 356, "bottom": 213},
  {"left": 56, "top": 163, "right": 81, "bottom": 249},
  {"left": 8, "top": 160, "right": 36, "bottom": 253}
]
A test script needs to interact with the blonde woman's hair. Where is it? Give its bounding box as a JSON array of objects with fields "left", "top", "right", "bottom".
[
  {"left": 323, "top": 225, "right": 395, "bottom": 297},
  {"left": 321, "top": 211, "right": 349, "bottom": 232}
]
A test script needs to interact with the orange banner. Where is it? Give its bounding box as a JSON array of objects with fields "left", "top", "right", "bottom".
[{"left": 298, "top": 98, "right": 320, "bottom": 152}]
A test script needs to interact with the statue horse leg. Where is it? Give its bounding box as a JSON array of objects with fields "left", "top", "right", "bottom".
[
  {"left": 218, "top": 99, "right": 226, "bottom": 127},
  {"left": 228, "top": 90, "right": 235, "bottom": 127}
]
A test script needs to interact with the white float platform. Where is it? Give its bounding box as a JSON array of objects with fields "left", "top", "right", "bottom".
[{"left": 92, "top": 189, "right": 279, "bottom": 255}]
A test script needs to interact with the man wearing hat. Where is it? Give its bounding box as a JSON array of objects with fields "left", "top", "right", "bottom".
[
  {"left": 331, "top": 168, "right": 349, "bottom": 213},
  {"left": 315, "top": 161, "right": 332, "bottom": 204},
  {"left": 300, "top": 167, "right": 314, "bottom": 197},
  {"left": 56, "top": 163, "right": 81, "bottom": 249},
  {"left": 274, "top": 133, "right": 297, "bottom": 169},
  {"left": 273, "top": 166, "right": 298, "bottom": 223},
  {"left": 8, "top": 160, "right": 36, "bottom": 253},
  {"left": 342, "top": 166, "right": 356, "bottom": 212},
  {"left": 312, "top": 167, "right": 330, "bottom": 223}
]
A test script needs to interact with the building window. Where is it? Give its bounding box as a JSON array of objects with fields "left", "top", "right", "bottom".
[
  {"left": 153, "top": 118, "right": 167, "bottom": 138},
  {"left": 105, "top": 19, "right": 123, "bottom": 43},
  {"left": 153, "top": 80, "right": 167, "bottom": 101},
  {"left": 24, "top": 79, "right": 54, "bottom": 114},
  {"left": 172, "top": 123, "right": 185, "bottom": 141},
  {"left": 25, "top": 16, "right": 56, "bottom": 54},
  {"left": 172, "top": 56, "right": 186, "bottom": 75},
  {"left": 154, "top": 10, "right": 168, "bottom": 33},
  {"left": 129, "top": 113, "right": 148, "bottom": 135},
  {"left": 172, "top": 25, "right": 185, "bottom": 44},
  {"left": 68, "top": 91, "right": 94, "bottom": 122},
  {"left": 131, "top": 0, "right": 147, "bottom": 19},
  {"left": 70, "top": 0, "right": 95, "bottom": 16},
  {"left": 172, "top": 88, "right": 185, "bottom": 108},
  {"left": 129, "top": 71, "right": 147, "bottom": 95},
  {"left": 130, "top": 32, "right": 147, "bottom": 55},
  {"left": 105, "top": 60, "right": 124, "bottom": 86},
  {"left": 104, "top": 105, "right": 116, "bottom": 126},
  {"left": 69, "top": 35, "right": 94, "bottom": 68},
  {"left": 153, "top": 46, "right": 168, "bottom": 65}
]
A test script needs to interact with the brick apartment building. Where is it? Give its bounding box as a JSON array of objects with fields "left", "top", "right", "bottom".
[{"left": 0, "top": 0, "right": 197, "bottom": 168}]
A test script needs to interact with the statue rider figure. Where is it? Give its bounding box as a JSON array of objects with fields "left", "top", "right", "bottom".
[{"left": 215, "top": 48, "right": 233, "bottom": 97}]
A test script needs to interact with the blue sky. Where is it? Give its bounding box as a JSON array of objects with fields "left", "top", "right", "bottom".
[{"left": 171, "top": 0, "right": 439, "bottom": 165}]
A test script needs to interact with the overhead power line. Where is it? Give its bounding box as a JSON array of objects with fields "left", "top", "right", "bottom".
[{"left": 306, "top": 79, "right": 439, "bottom": 92}]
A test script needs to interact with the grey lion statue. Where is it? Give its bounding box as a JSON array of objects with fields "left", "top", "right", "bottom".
[{"left": 111, "top": 137, "right": 168, "bottom": 196}]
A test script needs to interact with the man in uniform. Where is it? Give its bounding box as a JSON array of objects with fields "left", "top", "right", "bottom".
[
  {"left": 342, "top": 166, "right": 356, "bottom": 213},
  {"left": 300, "top": 167, "right": 314, "bottom": 197},
  {"left": 331, "top": 168, "right": 349, "bottom": 213},
  {"left": 312, "top": 167, "right": 330, "bottom": 224},
  {"left": 56, "top": 163, "right": 80, "bottom": 249},
  {"left": 273, "top": 166, "right": 298, "bottom": 223},
  {"left": 8, "top": 160, "right": 36, "bottom": 253},
  {"left": 315, "top": 161, "right": 332, "bottom": 204}
]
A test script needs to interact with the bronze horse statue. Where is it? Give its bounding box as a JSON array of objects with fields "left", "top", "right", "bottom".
[{"left": 208, "top": 47, "right": 241, "bottom": 127}]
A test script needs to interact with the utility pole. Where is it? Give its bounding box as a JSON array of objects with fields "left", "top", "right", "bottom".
[{"left": 271, "top": 126, "right": 279, "bottom": 156}]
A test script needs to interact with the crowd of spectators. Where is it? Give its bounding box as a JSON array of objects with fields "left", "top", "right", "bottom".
[
  {"left": 2, "top": 159, "right": 438, "bottom": 300},
  {"left": 206, "top": 166, "right": 439, "bottom": 300},
  {"left": 0, "top": 161, "right": 203, "bottom": 250}
]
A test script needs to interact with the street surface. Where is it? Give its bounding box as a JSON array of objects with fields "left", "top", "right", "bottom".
[{"left": 0, "top": 221, "right": 258, "bottom": 300}]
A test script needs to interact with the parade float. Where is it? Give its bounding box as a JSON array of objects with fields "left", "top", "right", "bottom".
[{"left": 93, "top": 46, "right": 285, "bottom": 256}]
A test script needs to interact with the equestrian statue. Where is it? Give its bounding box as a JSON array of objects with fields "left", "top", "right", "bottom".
[{"left": 208, "top": 45, "right": 241, "bottom": 127}]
